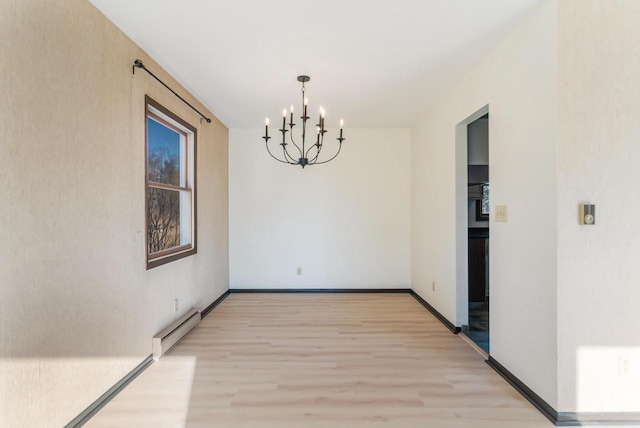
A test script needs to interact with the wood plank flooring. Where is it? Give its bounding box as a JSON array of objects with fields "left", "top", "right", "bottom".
[{"left": 86, "top": 293, "right": 554, "bottom": 428}]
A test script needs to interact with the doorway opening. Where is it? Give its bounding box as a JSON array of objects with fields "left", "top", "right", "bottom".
[
  {"left": 466, "top": 113, "right": 489, "bottom": 353},
  {"left": 454, "top": 105, "right": 489, "bottom": 356}
]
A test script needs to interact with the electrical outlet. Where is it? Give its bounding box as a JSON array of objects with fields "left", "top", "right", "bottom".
[
  {"left": 297, "top": 267, "right": 302, "bottom": 276},
  {"left": 619, "top": 356, "right": 632, "bottom": 377},
  {"left": 432, "top": 281, "right": 435, "bottom": 291},
  {"left": 174, "top": 298, "right": 179, "bottom": 313}
]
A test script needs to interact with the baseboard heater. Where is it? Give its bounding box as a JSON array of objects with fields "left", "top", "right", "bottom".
[{"left": 152, "top": 308, "right": 201, "bottom": 361}]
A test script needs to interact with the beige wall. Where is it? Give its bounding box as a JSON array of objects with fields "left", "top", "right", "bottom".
[
  {"left": 557, "top": 0, "right": 640, "bottom": 413},
  {"left": 0, "top": 1, "right": 229, "bottom": 427}
]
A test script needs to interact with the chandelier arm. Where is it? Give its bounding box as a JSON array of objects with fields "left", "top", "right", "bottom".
[
  {"left": 280, "top": 128, "right": 299, "bottom": 163},
  {"left": 311, "top": 142, "right": 342, "bottom": 165},
  {"left": 307, "top": 143, "right": 322, "bottom": 163},
  {"left": 281, "top": 143, "right": 299, "bottom": 163},
  {"left": 305, "top": 141, "right": 319, "bottom": 159},
  {"left": 306, "top": 128, "right": 325, "bottom": 160},
  {"left": 308, "top": 132, "right": 325, "bottom": 163},
  {"left": 288, "top": 131, "right": 303, "bottom": 156},
  {"left": 265, "top": 141, "right": 295, "bottom": 164},
  {"left": 306, "top": 145, "right": 320, "bottom": 163}
]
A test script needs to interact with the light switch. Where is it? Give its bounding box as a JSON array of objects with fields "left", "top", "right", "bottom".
[
  {"left": 579, "top": 204, "right": 595, "bottom": 225},
  {"left": 495, "top": 205, "right": 508, "bottom": 222}
]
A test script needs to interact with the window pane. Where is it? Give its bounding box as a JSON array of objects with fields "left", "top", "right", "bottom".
[
  {"left": 482, "top": 184, "right": 490, "bottom": 215},
  {"left": 147, "top": 117, "right": 182, "bottom": 186},
  {"left": 147, "top": 187, "right": 181, "bottom": 254}
]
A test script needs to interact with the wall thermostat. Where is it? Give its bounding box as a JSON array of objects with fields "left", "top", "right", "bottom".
[{"left": 579, "top": 204, "right": 595, "bottom": 225}]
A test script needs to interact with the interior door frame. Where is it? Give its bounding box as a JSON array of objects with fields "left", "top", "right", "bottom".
[{"left": 454, "top": 104, "right": 489, "bottom": 327}]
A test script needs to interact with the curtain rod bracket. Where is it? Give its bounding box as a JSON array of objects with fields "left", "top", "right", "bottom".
[{"left": 132, "top": 59, "right": 212, "bottom": 124}]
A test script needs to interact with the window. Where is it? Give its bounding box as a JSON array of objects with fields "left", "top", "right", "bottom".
[{"left": 145, "top": 96, "right": 197, "bottom": 268}]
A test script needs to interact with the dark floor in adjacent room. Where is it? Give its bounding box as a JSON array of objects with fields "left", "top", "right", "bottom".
[{"left": 467, "top": 301, "right": 489, "bottom": 354}]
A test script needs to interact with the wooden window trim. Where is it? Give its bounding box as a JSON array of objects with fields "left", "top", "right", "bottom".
[
  {"left": 149, "top": 243, "right": 193, "bottom": 259},
  {"left": 145, "top": 96, "right": 198, "bottom": 270},
  {"left": 148, "top": 182, "right": 191, "bottom": 193}
]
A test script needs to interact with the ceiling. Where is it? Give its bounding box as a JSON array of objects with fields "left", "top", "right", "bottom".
[{"left": 89, "top": 0, "right": 543, "bottom": 128}]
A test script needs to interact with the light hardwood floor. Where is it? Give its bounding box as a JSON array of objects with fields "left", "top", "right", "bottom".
[{"left": 87, "top": 293, "right": 554, "bottom": 428}]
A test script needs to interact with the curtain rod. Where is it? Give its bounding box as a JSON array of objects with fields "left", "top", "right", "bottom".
[{"left": 132, "top": 59, "right": 212, "bottom": 124}]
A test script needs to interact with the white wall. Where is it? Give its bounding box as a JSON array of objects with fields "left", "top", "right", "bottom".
[
  {"left": 557, "top": 0, "right": 640, "bottom": 413},
  {"left": 229, "top": 128, "right": 411, "bottom": 289},
  {"left": 411, "top": 0, "right": 558, "bottom": 407},
  {"left": 0, "top": 1, "right": 229, "bottom": 426}
]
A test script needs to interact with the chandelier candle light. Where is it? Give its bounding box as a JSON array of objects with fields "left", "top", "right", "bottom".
[{"left": 262, "top": 75, "right": 345, "bottom": 168}]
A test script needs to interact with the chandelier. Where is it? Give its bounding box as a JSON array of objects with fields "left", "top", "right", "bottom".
[{"left": 263, "top": 75, "right": 345, "bottom": 168}]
